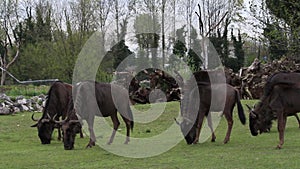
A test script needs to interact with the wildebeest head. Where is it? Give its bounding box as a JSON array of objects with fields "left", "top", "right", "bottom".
[
  {"left": 56, "top": 110, "right": 82, "bottom": 150},
  {"left": 175, "top": 117, "right": 197, "bottom": 144},
  {"left": 177, "top": 81, "right": 199, "bottom": 145},
  {"left": 247, "top": 103, "right": 273, "bottom": 136},
  {"left": 31, "top": 113, "right": 56, "bottom": 144}
]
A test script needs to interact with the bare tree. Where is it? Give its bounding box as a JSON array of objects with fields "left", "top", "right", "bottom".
[
  {"left": 94, "top": 0, "right": 113, "bottom": 52},
  {"left": 195, "top": 0, "right": 236, "bottom": 69},
  {"left": 69, "top": 0, "right": 97, "bottom": 37},
  {"left": 161, "top": 0, "right": 167, "bottom": 67},
  {"left": 0, "top": 0, "right": 21, "bottom": 85},
  {"left": 112, "top": 0, "right": 136, "bottom": 42}
]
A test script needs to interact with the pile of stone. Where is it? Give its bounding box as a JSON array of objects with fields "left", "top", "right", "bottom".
[{"left": 0, "top": 94, "right": 46, "bottom": 115}]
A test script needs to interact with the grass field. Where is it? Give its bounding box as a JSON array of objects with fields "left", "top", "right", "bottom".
[{"left": 1, "top": 100, "right": 300, "bottom": 169}]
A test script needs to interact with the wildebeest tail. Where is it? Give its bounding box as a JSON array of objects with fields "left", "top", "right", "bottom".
[{"left": 235, "top": 89, "right": 246, "bottom": 125}]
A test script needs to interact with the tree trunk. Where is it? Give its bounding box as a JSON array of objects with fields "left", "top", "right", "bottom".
[
  {"left": 1, "top": 70, "right": 7, "bottom": 86},
  {"left": 161, "top": 0, "right": 166, "bottom": 68}
]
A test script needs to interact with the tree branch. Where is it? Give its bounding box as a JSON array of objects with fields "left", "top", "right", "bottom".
[
  {"left": 205, "top": 11, "right": 228, "bottom": 37},
  {"left": 6, "top": 43, "right": 20, "bottom": 69}
]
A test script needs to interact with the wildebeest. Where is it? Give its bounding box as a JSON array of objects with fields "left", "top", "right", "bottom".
[
  {"left": 265, "top": 72, "right": 300, "bottom": 126},
  {"left": 177, "top": 81, "right": 246, "bottom": 144},
  {"left": 248, "top": 72, "right": 300, "bottom": 131},
  {"left": 31, "top": 81, "right": 83, "bottom": 144},
  {"left": 62, "top": 81, "right": 134, "bottom": 149},
  {"left": 248, "top": 83, "right": 300, "bottom": 149},
  {"left": 55, "top": 98, "right": 82, "bottom": 150},
  {"left": 31, "top": 81, "right": 71, "bottom": 144}
]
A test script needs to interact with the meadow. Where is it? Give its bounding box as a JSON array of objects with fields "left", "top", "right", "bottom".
[{"left": 1, "top": 100, "right": 300, "bottom": 169}]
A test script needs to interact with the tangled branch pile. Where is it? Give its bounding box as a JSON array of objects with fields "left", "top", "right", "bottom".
[{"left": 232, "top": 57, "right": 300, "bottom": 99}]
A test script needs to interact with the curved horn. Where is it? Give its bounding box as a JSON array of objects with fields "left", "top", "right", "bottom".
[
  {"left": 52, "top": 114, "right": 58, "bottom": 121},
  {"left": 246, "top": 104, "right": 257, "bottom": 118},
  {"left": 54, "top": 119, "right": 66, "bottom": 125},
  {"left": 246, "top": 104, "right": 252, "bottom": 111},
  {"left": 31, "top": 113, "right": 40, "bottom": 122},
  {"left": 174, "top": 118, "right": 181, "bottom": 125},
  {"left": 250, "top": 111, "right": 257, "bottom": 118},
  {"left": 69, "top": 120, "right": 80, "bottom": 123},
  {"left": 41, "top": 118, "right": 50, "bottom": 123}
]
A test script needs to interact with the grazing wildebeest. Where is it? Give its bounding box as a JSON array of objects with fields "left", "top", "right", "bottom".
[
  {"left": 31, "top": 81, "right": 71, "bottom": 144},
  {"left": 31, "top": 81, "right": 83, "bottom": 144},
  {"left": 248, "top": 83, "right": 300, "bottom": 149},
  {"left": 177, "top": 81, "right": 246, "bottom": 144},
  {"left": 64, "top": 81, "right": 134, "bottom": 149},
  {"left": 55, "top": 98, "right": 83, "bottom": 150},
  {"left": 256, "top": 72, "right": 300, "bottom": 129}
]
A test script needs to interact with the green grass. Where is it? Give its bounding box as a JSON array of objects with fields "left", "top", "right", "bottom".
[
  {"left": 1, "top": 100, "right": 300, "bottom": 169},
  {"left": 0, "top": 85, "right": 49, "bottom": 98}
]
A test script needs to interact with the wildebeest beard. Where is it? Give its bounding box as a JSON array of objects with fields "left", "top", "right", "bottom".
[
  {"left": 58, "top": 99, "right": 82, "bottom": 150},
  {"left": 61, "top": 120, "right": 82, "bottom": 150},
  {"left": 180, "top": 118, "right": 197, "bottom": 144},
  {"left": 37, "top": 121, "right": 55, "bottom": 144},
  {"left": 249, "top": 101, "right": 273, "bottom": 136},
  {"left": 179, "top": 78, "right": 199, "bottom": 144},
  {"left": 31, "top": 113, "right": 56, "bottom": 144}
]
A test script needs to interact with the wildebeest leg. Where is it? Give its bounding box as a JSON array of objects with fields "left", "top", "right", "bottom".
[
  {"left": 294, "top": 114, "right": 300, "bottom": 128},
  {"left": 86, "top": 117, "right": 96, "bottom": 148},
  {"left": 223, "top": 111, "right": 233, "bottom": 144},
  {"left": 276, "top": 111, "right": 286, "bottom": 149},
  {"left": 79, "top": 129, "right": 84, "bottom": 138},
  {"left": 57, "top": 127, "right": 62, "bottom": 141},
  {"left": 121, "top": 116, "right": 131, "bottom": 144},
  {"left": 107, "top": 115, "right": 120, "bottom": 145},
  {"left": 193, "top": 112, "right": 205, "bottom": 144},
  {"left": 207, "top": 112, "right": 216, "bottom": 142}
]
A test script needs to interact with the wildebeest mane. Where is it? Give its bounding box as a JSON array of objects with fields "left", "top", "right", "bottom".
[
  {"left": 180, "top": 76, "right": 199, "bottom": 123},
  {"left": 263, "top": 71, "right": 300, "bottom": 97},
  {"left": 43, "top": 81, "right": 71, "bottom": 119}
]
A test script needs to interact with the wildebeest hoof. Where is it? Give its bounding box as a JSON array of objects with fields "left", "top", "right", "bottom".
[
  {"left": 86, "top": 144, "right": 94, "bottom": 148},
  {"left": 192, "top": 140, "right": 199, "bottom": 144},
  {"left": 86, "top": 141, "right": 95, "bottom": 148},
  {"left": 276, "top": 145, "right": 282, "bottom": 149},
  {"left": 223, "top": 139, "right": 229, "bottom": 144}
]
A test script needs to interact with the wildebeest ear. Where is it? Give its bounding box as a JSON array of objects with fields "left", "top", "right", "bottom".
[{"left": 31, "top": 123, "right": 38, "bottom": 127}]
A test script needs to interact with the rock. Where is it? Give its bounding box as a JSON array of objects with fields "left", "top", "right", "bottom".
[
  {"left": 0, "top": 106, "right": 12, "bottom": 115},
  {"left": 17, "top": 98, "right": 27, "bottom": 105},
  {"left": 13, "top": 107, "right": 20, "bottom": 113},
  {"left": 0, "top": 93, "right": 12, "bottom": 102},
  {"left": 0, "top": 93, "right": 47, "bottom": 114},
  {"left": 15, "top": 95, "right": 25, "bottom": 100},
  {"left": 20, "top": 104, "right": 29, "bottom": 111}
]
